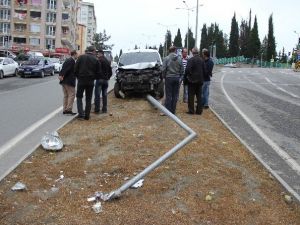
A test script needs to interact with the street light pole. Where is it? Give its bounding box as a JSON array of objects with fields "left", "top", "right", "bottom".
[{"left": 195, "top": 0, "right": 198, "bottom": 48}]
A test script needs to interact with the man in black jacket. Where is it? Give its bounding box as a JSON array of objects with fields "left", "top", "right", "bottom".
[
  {"left": 184, "top": 47, "right": 205, "bottom": 115},
  {"left": 74, "top": 46, "right": 102, "bottom": 120},
  {"left": 94, "top": 49, "right": 112, "bottom": 114},
  {"left": 58, "top": 50, "right": 78, "bottom": 115}
]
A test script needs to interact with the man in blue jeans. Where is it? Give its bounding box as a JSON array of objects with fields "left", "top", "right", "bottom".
[
  {"left": 94, "top": 49, "right": 112, "bottom": 114},
  {"left": 162, "top": 46, "right": 184, "bottom": 114},
  {"left": 201, "top": 48, "right": 214, "bottom": 109}
]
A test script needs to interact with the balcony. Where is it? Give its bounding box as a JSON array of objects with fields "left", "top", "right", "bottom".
[
  {"left": 29, "top": 4, "right": 41, "bottom": 10},
  {"left": 14, "top": 29, "right": 26, "bottom": 35},
  {"left": 0, "top": 16, "right": 10, "bottom": 21},
  {"left": 61, "top": 19, "right": 70, "bottom": 26},
  {"left": 14, "top": 4, "right": 28, "bottom": 10},
  {"left": 45, "top": 33, "right": 55, "bottom": 38}
]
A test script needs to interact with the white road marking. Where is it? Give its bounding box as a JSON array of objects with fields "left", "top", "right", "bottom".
[
  {"left": 265, "top": 77, "right": 299, "bottom": 98},
  {"left": 0, "top": 106, "right": 63, "bottom": 157},
  {"left": 221, "top": 74, "right": 300, "bottom": 175}
]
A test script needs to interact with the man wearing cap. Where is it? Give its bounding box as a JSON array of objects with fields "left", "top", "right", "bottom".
[
  {"left": 94, "top": 49, "right": 112, "bottom": 114},
  {"left": 74, "top": 46, "right": 102, "bottom": 120},
  {"left": 184, "top": 47, "right": 205, "bottom": 115}
]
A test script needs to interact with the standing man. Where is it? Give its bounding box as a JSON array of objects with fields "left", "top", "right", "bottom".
[
  {"left": 181, "top": 48, "right": 189, "bottom": 103},
  {"left": 202, "top": 48, "right": 214, "bottom": 109},
  {"left": 58, "top": 50, "right": 78, "bottom": 115},
  {"left": 74, "top": 46, "right": 102, "bottom": 120},
  {"left": 162, "top": 46, "right": 184, "bottom": 114},
  {"left": 184, "top": 47, "right": 205, "bottom": 115},
  {"left": 94, "top": 49, "right": 112, "bottom": 114}
]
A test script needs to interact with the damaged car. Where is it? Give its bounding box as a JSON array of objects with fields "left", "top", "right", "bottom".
[{"left": 114, "top": 49, "right": 164, "bottom": 98}]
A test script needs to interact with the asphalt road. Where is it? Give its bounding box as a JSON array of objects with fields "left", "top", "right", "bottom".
[
  {"left": 0, "top": 74, "right": 115, "bottom": 181},
  {"left": 210, "top": 67, "right": 300, "bottom": 201}
]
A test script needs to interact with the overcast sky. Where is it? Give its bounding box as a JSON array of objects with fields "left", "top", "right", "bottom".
[{"left": 88, "top": 0, "right": 299, "bottom": 57}]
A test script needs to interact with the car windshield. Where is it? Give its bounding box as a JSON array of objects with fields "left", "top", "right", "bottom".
[
  {"left": 23, "top": 60, "right": 40, "bottom": 65},
  {"left": 119, "top": 52, "right": 161, "bottom": 66}
]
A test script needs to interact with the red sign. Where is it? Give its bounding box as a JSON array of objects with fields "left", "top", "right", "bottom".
[{"left": 55, "top": 48, "right": 70, "bottom": 54}]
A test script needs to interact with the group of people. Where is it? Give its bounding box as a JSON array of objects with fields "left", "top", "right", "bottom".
[
  {"left": 162, "top": 46, "right": 214, "bottom": 115},
  {"left": 58, "top": 46, "right": 112, "bottom": 121}
]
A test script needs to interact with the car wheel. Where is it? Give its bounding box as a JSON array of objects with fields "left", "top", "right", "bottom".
[
  {"left": 0, "top": 70, "right": 3, "bottom": 79},
  {"left": 14, "top": 69, "right": 18, "bottom": 76},
  {"left": 156, "top": 81, "right": 164, "bottom": 99},
  {"left": 114, "top": 82, "right": 122, "bottom": 98},
  {"left": 40, "top": 71, "right": 45, "bottom": 78}
]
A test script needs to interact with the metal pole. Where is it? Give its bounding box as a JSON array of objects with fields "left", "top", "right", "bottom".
[
  {"left": 105, "top": 95, "right": 197, "bottom": 200},
  {"left": 187, "top": 10, "right": 189, "bottom": 52},
  {"left": 195, "top": 0, "right": 199, "bottom": 48}
]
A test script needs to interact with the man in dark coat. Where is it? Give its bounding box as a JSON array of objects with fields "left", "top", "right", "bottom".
[
  {"left": 58, "top": 50, "right": 78, "bottom": 115},
  {"left": 94, "top": 49, "right": 112, "bottom": 114},
  {"left": 202, "top": 48, "right": 214, "bottom": 109},
  {"left": 74, "top": 46, "right": 102, "bottom": 120},
  {"left": 184, "top": 47, "right": 205, "bottom": 115}
]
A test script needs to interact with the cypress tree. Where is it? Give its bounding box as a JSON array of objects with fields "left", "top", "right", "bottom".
[
  {"left": 229, "top": 13, "right": 239, "bottom": 57},
  {"left": 184, "top": 28, "right": 195, "bottom": 52},
  {"left": 267, "top": 14, "right": 276, "bottom": 61},
  {"left": 200, "top": 24, "right": 208, "bottom": 51},
  {"left": 173, "top": 28, "right": 183, "bottom": 48},
  {"left": 249, "top": 15, "right": 261, "bottom": 58}
]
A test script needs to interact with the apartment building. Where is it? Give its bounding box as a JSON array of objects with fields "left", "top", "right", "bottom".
[
  {"left": 77, "top": 0, "right": 96, "bottom": 47},
  {"left": 0, "top": 0, "right": 78, "bottom": 53}
]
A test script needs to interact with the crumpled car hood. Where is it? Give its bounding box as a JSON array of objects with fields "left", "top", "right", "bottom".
[{"left": 119, "top": 62, "right": 158, "bottom": 70}]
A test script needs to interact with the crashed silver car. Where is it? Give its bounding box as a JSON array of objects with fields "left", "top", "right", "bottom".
[{"left": 114, "top": 49, "right": 164, "bottom": 98}]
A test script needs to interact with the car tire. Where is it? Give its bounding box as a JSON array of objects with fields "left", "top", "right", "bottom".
[
  {"left": 40, "top": 71, "right": 45, "bottom": 78},
  {"left": 14, "top": 69, "right": 18, "bottom": 76},
  {"left": 114, "top": 82, "right": 122, "bottom": 98},
  {"left": 0, "top": 70, "right": 3, "bottom": 79},
  {"left": 156, "top": 81, "right": 164, "bottom": 99}
]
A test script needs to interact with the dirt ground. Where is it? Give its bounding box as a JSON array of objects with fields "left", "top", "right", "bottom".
[{"left": 0, "top": 92, "right": 300, "bottom": 225}]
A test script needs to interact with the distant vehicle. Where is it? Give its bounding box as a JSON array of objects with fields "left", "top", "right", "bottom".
[
  {"left": 47, "top": 57, "right": 62, "bottom": 73},
  {"left": 27, "top": 51, "right": 44, "bottom": 60},
  {"left": 0, "top": 57, "right": 19, "bottom": 79},
  {"left": 18, "top": 59, "right": 55, "bottom": 78},
  {"left": 114, "top": 49, "right": 164, "bottom": 98},
  {"left": 0, "top": 50, "right": 17, "bottom": 60}
]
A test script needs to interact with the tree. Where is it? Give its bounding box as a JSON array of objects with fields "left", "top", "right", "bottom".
[
  {"left": 200, "top": 24, "right": 208, "bottom": 51},
  {"left": 266, "top": 14, "right": 276, "bottom": 61},
  {"left": 164, "top": 30, "right": 172, "bottom": 56},
  {"left": 229, "top": 13, "right": 239, "bottom": 57},
  {"left": 92, "top": 30, "right": 114, "bottom": 50},
  {"left": 173, "top": 28, "right": 183, "bottom": 48},
  {"left": 280, "top": 47, "right": 287, "bottom": 63},
  {"left": 239, "top": 19, "right": 250, "bottom": 57},
  {"left": 248, "top": 15, "right": 261, "bottom": 58},
  {"left": 260, "top": 36, "right": 268, "bottom": 61},
  {"left": 184, "top": 28, "right": 195, "bottom": 52}
]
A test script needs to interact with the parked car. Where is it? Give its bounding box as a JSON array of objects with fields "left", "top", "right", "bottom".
[
  {"left": 48, "top": 57, "right": 62, "bottom": 73},
  {"left": 18, "top": 58, "right": 55, "bottom": 78},
  {"left": 0, "top": 57, "right": 19, "bottom": 79},
  {"left": 0, "top": 50, "right": 17, "bottom": 60},
  {"left": 114, "top": 49, "right": 164, "bottom": 98}
]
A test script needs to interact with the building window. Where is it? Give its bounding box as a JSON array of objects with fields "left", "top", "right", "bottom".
[
  {"left": 0, "top": 0, "right": 11, "bottom": 6},
  {"left": 13, "top": 37, "right": 26, "bottom": 44},
  {"left": 0, "top": 9, "right": 10, "bottom": 20},
  {"left": 46, "top": 12, "right": 56, "bottom": 22},
  {"left": 15, "top": 23, "right": 26, "bottom": 32},
  {"left": 46, "top": 26, "right": 55, "bottom": 36},
  {"left": 62, "top": 13, "right": 68, "bottom": 20},
  {"left": 47, "top": 0, "right": 56, "bottom": 10},
  {"left": 46, "top": 38, "right": 55, "bottom": 49},
  {"left": 0, "top": 22, "right": 10, "bottom": 33},
  {"left": 30, "top": 24, "right": 40, "bottom": 32},
  {"left": 30, "top": 38, "right": 40, "bottom": 46},
  {"left": 30, "top": 11, "right": 41, "bottom": 19}
]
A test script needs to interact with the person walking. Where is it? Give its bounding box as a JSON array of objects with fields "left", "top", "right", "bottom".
[
  {"left": 58, "top": 50, "right": 78, "bottom": 115},
  {"left": 181, "top": 48, "right": 189, "bottom": 103},
  {"left": 184, "top": 47, "right": 205, "bottom": 115},
  {"left": 202, "top": 48, "right": 214, "bottom": 109},
  {"left": 94, "top": 49, "right": 112, "bottom": 114},
  {"left": 162, "top": 46, "right": 184, "bottom": 114},
  {"left": 74, "top": 46, "right": 102, "bottom": 120}
]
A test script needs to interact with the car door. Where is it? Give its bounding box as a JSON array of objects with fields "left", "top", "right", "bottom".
[{"left": 2, "top": 58, "right": 11, "bottom": 76}]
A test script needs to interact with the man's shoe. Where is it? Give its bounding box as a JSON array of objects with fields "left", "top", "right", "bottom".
[
  {"left": 65, "top": 111, "right": 77, "bottom": 115},
  {"left": 63, "top": 111, "right": 67, "bottom": 114},
  {"left": 102, "top": 110, "right": 107, "bottom": 114},
  {"left": 84, "top": 116, "right": 90, "bottom": 120},
  {"left": 94, "top": 111, "right": 100, "bottom": 114},
  {"left": 186, "top": 111, "right": 194, "bottom": 115},
  {"left": 195, "top": 111, "right": 202, "bottom": 115},
  {"left": 203, "top": 105, "right": 209, "bottom": 109}
]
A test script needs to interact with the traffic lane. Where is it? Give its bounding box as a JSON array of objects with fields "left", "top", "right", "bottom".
[
  {"left": 0, "top": 79, "right": 62, "bottom": 148},
  {"left": 0, "top": 75, "right": 58, "bottom": 94},
  {"left": 222, "top": 75, "right": 300, "bottom": 163}
]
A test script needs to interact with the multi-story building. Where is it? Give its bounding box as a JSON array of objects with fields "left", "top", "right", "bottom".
[
  {"left": 76, "top": 23, "right": 86, "bottom": 54},
  {"left": 0, "top": 0, "right": 78, "bottom": 53},
  {"left": 77, "top": 0, "right": 96, "bottom": 48}
]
